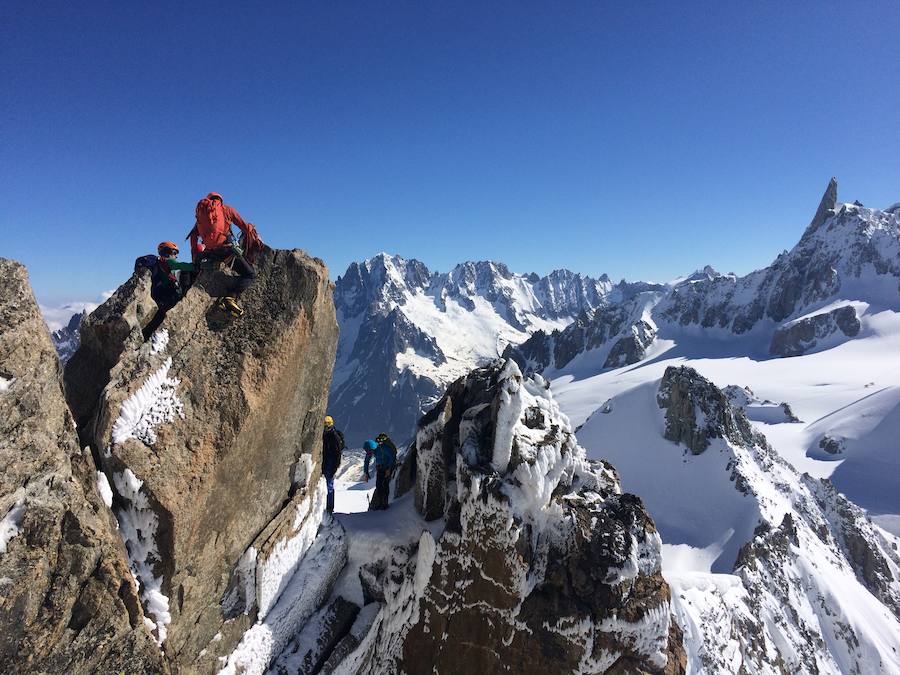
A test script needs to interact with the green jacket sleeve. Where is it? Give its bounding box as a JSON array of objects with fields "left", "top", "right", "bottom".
[{"left": 168, "top": 260, "right": 195, "bottom": 272}]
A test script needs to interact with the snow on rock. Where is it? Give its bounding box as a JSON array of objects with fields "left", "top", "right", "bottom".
[
  {"left": 111, "top": 357, "right": 184, "bottom": 445},
  {"left": 327, "top": 359, "right": 685, "bottom": 673},
  {"left": 580, "top": 365, "right": 900, "bottom": 673},
  {"left": 723, "top": 384, "right": 800, "bottom": 424},
  {"left": 255, "top": 479, "right": 328, "bottom": 619},
  {"left": 219, "top": 519, "right": 348, "bottom": 675},
  {"left": 0, "top": 500, "right": 26, "bottom": 554},
  {"left": 149, "top": 328, "right": 169, "bottom": 354},
  {"left": 0, "top": 376, "right": 14, "bottom": 393},
  {"left": 112, "top": 468, "right": 171, "bottom": 645},
  {"left": 96, "top": 471, "right": 114, "bottom": 508}
]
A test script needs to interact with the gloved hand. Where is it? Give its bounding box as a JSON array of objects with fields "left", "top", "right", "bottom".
[{"left": 364, "top": 472, "right": 370, "bottom": 482}]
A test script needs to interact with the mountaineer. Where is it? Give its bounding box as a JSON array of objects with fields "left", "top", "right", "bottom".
[
  {"left": 188, "top": 192, "right": 263, "bottom": 317},
  {"left": 364, "top": 433, "right": 398, "bottom": 511},
  {"left": 136, "top": 241, "right": 195, "bottom": 340},
  {"left": 322, "top": 415, "right": 346, "bottom": 514}
]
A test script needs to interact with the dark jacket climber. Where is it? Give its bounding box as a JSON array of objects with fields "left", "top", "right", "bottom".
[
  {"left": 136, "top": 241, "right": 195, "bottom": 340},
  {"left": 364, "top": 433, "right": 397, "bottom": 511},
  {"left": 322, "top": 416, "right": 345, "bottom": 514},
  {"left": 187, "top": 192, "right": 263, "bottom": 317}
]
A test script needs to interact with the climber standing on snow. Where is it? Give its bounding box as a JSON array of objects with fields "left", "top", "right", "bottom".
[
  {"left": 364, "top": 433, "right": 397, "bottom": 511},
  {"left": 322, "top": 415, "right": 346, "bottom": 514},
  {"left": 188, "top": 192, "right": 263, "bottom": 317}
]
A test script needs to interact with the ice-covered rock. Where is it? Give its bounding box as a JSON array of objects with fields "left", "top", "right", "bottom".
[
  {"left": 769, "top": 304, "right": 861, "bottom": 357},
  {"left": 64, "top": 247, "right": 339, "bottom": 669},
  {"left": 328, "top": 359, "right": 686, "bottom": 673},
  {"left": 0, "top": 258, "right": 166, "bottom": 672}
]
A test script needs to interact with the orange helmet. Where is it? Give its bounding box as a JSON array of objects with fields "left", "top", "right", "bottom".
[{"left": 158, "top": 241, "right": 179, "bottom": 256}]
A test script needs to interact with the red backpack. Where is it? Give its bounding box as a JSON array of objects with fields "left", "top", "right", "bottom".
[{"left": 194, "top": 193, "right": 228, "bottom": 247}]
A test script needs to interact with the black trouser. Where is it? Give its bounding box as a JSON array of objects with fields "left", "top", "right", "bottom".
[
  {"left": 201, "top": 247, "right": 257, "bottom": 295},
  {"left": 143, "top": 286, "right": 180, "bottom": 340},
  {"left": 369, "top": 467, "right": 392, "bottom": 511}
]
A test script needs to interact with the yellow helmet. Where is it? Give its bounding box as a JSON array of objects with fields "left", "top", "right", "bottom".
[{"left": 324, "top": 415, "right": 334, "bottom": 427}]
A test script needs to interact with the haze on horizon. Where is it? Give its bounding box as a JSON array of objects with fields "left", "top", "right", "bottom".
[{"left": 3, "top": 1, "right": 899, "bottom": 306}]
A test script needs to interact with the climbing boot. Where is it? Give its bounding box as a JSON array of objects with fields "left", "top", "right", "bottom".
[{"left": 221, "top": 295, "right": 244, "bottom": 317}]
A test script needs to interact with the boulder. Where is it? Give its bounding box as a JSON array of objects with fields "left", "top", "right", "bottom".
[
  {"left": 332, "top": 360, "right": 685, "bottom": 673},
  {"left": 770, "top": 305, "right": 861, "bottom": 357},
  {"left": 66, "top": 247, "right": 339, "bottom": 668},
  {"left": 0, "top": 258, "right": 167, "bottom": 673}
]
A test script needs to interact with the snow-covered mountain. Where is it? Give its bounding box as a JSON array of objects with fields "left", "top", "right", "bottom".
[
  {"left": 507, "top": 178, "right": 900, "bottom": 375},
  {"left": 49, "top": 310, "right": 85, "bottom": 365},
  {"left": 528, "top": 180, "right": 900, "bottom": 672},
  {"left": 329, "top": 254, "right": 653, "bottom": 445}
]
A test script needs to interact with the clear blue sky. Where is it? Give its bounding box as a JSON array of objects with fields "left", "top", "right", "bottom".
[{"left": 3, "top": 1, "right": 899, "bottom": 305}]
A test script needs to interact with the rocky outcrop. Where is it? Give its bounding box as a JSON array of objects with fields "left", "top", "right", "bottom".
[
  {"left": 657, "top": 366, "right": 764, "bottom": 454},
  {"left": 722, "top": 384, "right": 801, "bottom": 423},
  {"left": 603, "top": 319, "right": 657, "bottom": 368},
  {"left": 330, "top": 360, "right": 686, "bottom": 673},
  {"left": 769, "top": 304, "right": 861, "bottom": 357},
  {"left": 506, "top": 297, "right": 662, "bottom": 375},
  {"left": 0, "top": 258, "right": 167, "bottom": 673},
  {"left": 62, "top": 247, "right": 340, "bottom": 670},
  {"left": 64, "top": 271, "right": 157, "bottom": 432}
]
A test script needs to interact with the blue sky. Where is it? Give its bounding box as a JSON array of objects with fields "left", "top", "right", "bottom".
[{"left": 3, "top": 1, "right": 899, "bottom": 305}]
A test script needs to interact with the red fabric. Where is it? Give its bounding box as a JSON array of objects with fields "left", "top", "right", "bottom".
[
  {"left": 157, "top": 257, "right": 177, "bottom": 283},
  {"left": 193, "top": 192, "right": 252, "bottom": 251}
]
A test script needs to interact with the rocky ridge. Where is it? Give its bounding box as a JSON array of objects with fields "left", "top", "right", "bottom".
[
  {"left": 506, "top": 179, "right": 900, "bottom": 377},
  {"left": 656, "top": 366, "right": 900, "bottom": 673},
  {"left": 0, "top": 258, "right": 167, "bottom": 673},
  {"left": 323, "top": 360, "right": 686, "bottom": 674}
]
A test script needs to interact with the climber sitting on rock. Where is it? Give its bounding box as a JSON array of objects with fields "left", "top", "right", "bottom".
[
  {"left": 188, "top": 192, "right": 263, "bottom": 317},
  {"left": 364, "top": 432, "right": 398, "bottom": 511},
  {"left": 136, "top": 241, "right": 195, "bottom": 340}
]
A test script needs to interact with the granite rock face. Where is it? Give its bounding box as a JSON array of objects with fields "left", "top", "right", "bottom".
[
  {"left": 63, "top": 247, "right": 339, "bottom": 669},
  {"left": 769, "top": 304, "right": 861, "bottom": 357},
  {"left": 657, "top": 365, "right": 764, "bottom": 455},
  {"left": 0, "top": 258, "right": 167, "bottom": 673},
  {"left": 331, "top": 360, "right": 686, "bottom": 674}
]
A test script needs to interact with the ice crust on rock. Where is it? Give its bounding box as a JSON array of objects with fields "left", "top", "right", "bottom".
[
  {"left": 111, "top": 357, "right": 185, "bottom": 445},
  {"left": 328, "top": 359, "right": 682, "bottom": 673},
  {"left": 256, "top": 479, "right": 328, "bottom": 619},
  {"left": 219, "top": 518, "right": 348, "bottom": 675},
  {"left": 149, "top": 328, "right": 169, "bottom": 354},
  {"left": 112, "top": 468, "right": 171, "bottom": 644}
]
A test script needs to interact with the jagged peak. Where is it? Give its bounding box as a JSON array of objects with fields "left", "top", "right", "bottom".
[{"left": 803, "top": 176, "right": 838, "bottom": 237}]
